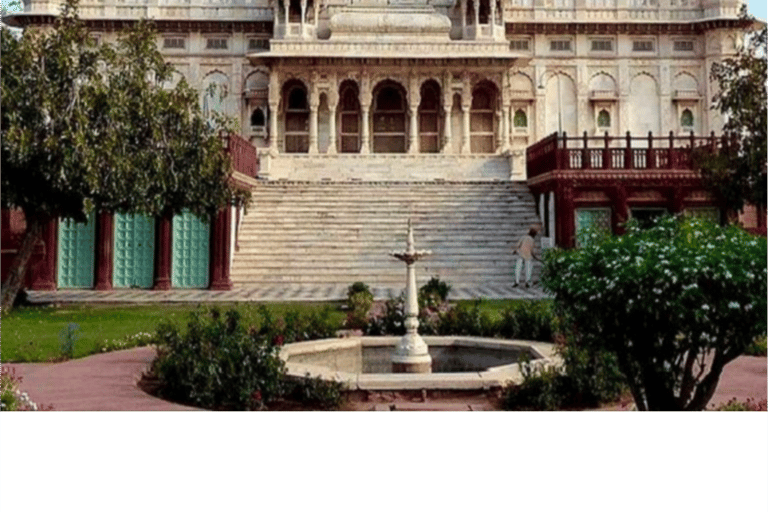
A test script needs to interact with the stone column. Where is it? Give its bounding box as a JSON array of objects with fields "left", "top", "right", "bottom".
[
  {"left": 300, "top": 0, "right": 306, "bottom": 36},
  {"left": 309, "top": 84, "right": 319, "bottom": 154},
  {"left": 153, "top": 213, "right": 172, "bottom": 290},
  {"left": 268, "top": 66, "right": 280, "bottom": 154},
  {"left": 442, "top": 104, "right": 452, "bottom": 153},
  {"left": 408, "top": 75, "right": 420, "bottom": 154},
  {"left": 327, "top": 94, "right": 338, "bottom": 155},
  {"left": 94, "top": 211, "right": 114, "bottom": 291},
  {"left": 31, "top": 217, "right": 57, "bottom": 290},
  {"left": 360, "top": 72, "right": 372, "bottom": 154},
  {"left": 409, "top": 106, "right": 419, "bottom": 154},
  {"left": 209, "top": 207, "right": 233, "bottom": 290},
  {"left": 461, "top": 102, "right": 471, "bottom": 154}
]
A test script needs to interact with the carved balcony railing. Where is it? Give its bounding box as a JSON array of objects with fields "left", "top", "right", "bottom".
[
  {"left": 526, "top": 131, "right": 727, "bottom": 180},
  {"left": 225, "top": 132, "right": 259, "bottom": 179}
]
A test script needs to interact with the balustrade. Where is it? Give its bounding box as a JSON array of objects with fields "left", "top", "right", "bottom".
[{"left": 526, "top": 131, "right": 725, "bottom": 179}]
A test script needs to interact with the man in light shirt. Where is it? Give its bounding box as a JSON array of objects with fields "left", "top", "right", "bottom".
[{"left": 513, "top": 227, "right": 540, "bottom": 288}]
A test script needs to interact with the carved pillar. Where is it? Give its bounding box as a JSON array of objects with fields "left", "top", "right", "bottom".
[
  {"left": 31, "top": 217, "right": 57, "bottom": 290},
  {"left": 209, "top": 207, "right": 233, "bottom": 290},
  {"left": 501, "top": 71, "right": 511, "bottom": 151},
  {"left": 442, "top": 104, "right": 452, "bottom": 153},
  {"left": 94, "top": 211, "right": 114, "bottom": 290},
  {"left": 300, "top": 0, "right": 306, "bottom": 36},
  {"left": 360, "top": 72, "right": 372, "bottom": 154},
  {"left": 268, "top": 66, "right": 280, "bottom": 154},
  {"left": 309, "top": 79, "right": 319, "bottom": 154},
  {"left": 461, "top": 102, "right": 471, "bottom": 154},
  {"left": 408, "top": 75, "right": 420, "bottom": 154},
  {"left": 327, "top": 86, "right": 338, "bottom": 154},
  {"left": 461, "top": 0, "right": 466, "bottom": 36},
  {"left": 153, "top": 213, "right": 172, "bottom": 290},
  {"left": 474, "top": 0, "right": 479, "bottom": 28}
]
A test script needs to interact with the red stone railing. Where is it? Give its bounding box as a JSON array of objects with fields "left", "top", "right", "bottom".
[
  {"left": 527, "top": 131, "right": 726, "bottom": 180},
  {"left": 224, "top": 132, "right": 259, "bottom": 179}
]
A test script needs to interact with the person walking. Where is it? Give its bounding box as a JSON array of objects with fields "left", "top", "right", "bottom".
[{"left": 513, "top": 227, "right": 540, "bottom": 288}]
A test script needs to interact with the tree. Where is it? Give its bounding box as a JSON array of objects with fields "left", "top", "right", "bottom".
[
  {"left": 698, "top": 7, "right": 767, "bottom": 213},
  {"left": 1, "top": 1, "right": 247, "bottom": 311},
  {"left": 541, "top": 216, "right": 767, "bottom": 411}
]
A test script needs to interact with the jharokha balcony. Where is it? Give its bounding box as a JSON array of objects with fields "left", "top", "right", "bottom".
[{"left": 525, "top": 131, "right": 726, "bottom": 249}]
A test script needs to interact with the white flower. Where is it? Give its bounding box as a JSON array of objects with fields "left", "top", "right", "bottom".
[{"left": 728, "top": 301, "right": 739, "bottom": 309}]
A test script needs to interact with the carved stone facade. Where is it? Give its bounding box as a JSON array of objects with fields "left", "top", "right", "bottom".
[{"left": 9, "top": 0, "right": 745, "bottom": 181}]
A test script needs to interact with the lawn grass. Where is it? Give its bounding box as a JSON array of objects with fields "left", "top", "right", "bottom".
[{"left": 2, "top": 302, "right": 346, "bottom": 363}]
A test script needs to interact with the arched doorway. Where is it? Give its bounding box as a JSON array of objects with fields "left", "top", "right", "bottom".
[
  {"left": 419, "top": 80, "right": 442, "bottom": 153},
  {"left": 338, "top": 80, "right": 361, "bottom": 153},
  {"left": 283, "top": 79, "right": 309, "bottom": 153},
  {"left": 470, "top": 80, "right": 498, "bottom": 153},
  {"left": 372, "top": 81, "right": 407, "bottom": 153}
]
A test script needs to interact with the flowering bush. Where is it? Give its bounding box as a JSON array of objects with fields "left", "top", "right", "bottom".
[
  {"left": 542, "top": 216, "right": 767, "bottom": 411},
  {"left": 151, "top": 308, "right": 286, "bottom": 410},
  {"left": 95, "top": 332, "right": 154, "bottom": 353},
  {"left": 1, "top": 366, "right": 52, "bottom": 411},
  {"left": 714, "top": 397, "right": 768, "bottom": 411}
]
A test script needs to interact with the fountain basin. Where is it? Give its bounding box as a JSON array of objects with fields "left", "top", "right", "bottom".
[{"left": 281, "top": 336, "right": 557, "bottom": 391}]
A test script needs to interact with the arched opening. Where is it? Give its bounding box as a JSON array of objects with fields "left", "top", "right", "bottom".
[
  {"left": 513, "top": 109, "right": 527, "bottom": 129},
  {"left": 251, "top": 108, "right": 266, "bottom": 129},
  {"left": 597, "top": 109, "right": 611, "bottom": 129},
  {"left": 478, "top": 0, "right": 490, "bottom": 24},
  {"left": 338, "top": 81, "right": 361, "bottom": 153},
  {"left": 680, "top": 109, "right": 694, "bottom": 129},
  {"left": 288, "top": 0, "right": 301, "bottom": 22},
  {"left": 283, "top": 80, "right": 309, "bottom": 153},
  {"left": 419, "top": 80, "right": 441, "bottom": 153},
  {"left": 372, "top": 81, "right": 407, "bottom": 153},
  {"left": 466, "top": 0, "right": 474, "bottom": 25},
  {"left": 470, "top": 81, "right": 497, "bottom": 153}
]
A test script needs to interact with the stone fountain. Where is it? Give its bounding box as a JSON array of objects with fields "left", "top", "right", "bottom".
[{"left": 390, "top": 219, "right": 432, "bottom": 373}]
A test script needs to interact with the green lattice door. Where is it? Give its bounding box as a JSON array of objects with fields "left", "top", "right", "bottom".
[
  {"left": 172, "top": 211, "right": 210, "bottom": 288},
  {"left": 575, "top": 208, "right": 611, "bottom": 247},
  {"left": 113, "top": 213, "right": 155, "bottom": 288},
  {"left": 57, "top": 212, "right": 96, "bottom": 288}
]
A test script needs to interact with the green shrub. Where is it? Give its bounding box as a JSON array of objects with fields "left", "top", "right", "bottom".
[
  {"left": 436, "top": 299, "right": 495, "bottom": 337},
  {"left": 542, "top": 215, "right": 767, "bottom": 411},
  {"left": 151, "top": 308, "right": 286, "bottom": 410},
  {"left": 499, "top": 300, "right": 555, "bottom": 341},
  {"left": 503, "top": 340, "right": 626, "bottom": 411},
  {"left": 365, "top": 294, "right": 405, "bottom": 336},
  {"left": 346, "top": 282, "right": 374, "bottom": 330},
  {"left": 744, "top": 335, "right": 767, "bottom": 357},
  {"left": 283, "top": 374, "right": 344, "bottom": 411},
  {"left": 419, "top": 277, "right": 452, "bottom": 310},
  {"left": 714, "top": 397, "right": 767, "bottom": 411},
  {"left": 1, "top": 366, "right": 51, "bottom": 411}
]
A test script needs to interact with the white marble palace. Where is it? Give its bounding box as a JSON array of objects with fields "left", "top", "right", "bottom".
[{"left": 5, "top": 0, "right": 751, "bottom": 295}]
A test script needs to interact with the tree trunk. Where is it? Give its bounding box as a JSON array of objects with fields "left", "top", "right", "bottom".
[{"left": 1, "top": 214, "right": 44, "bottom": 313}]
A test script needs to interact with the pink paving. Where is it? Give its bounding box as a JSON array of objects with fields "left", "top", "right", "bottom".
[{"left": 5, "top": 348, "right": 766, "bottom": 411}]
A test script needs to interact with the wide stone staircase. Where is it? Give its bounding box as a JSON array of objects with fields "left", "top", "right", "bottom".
[{"left": 231, "top": 181, "right": 542, "bottom": 295}]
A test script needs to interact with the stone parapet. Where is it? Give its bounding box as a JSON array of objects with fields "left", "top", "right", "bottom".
[{"left": 259, "top": 153, "right": 514, "bottom": 181}]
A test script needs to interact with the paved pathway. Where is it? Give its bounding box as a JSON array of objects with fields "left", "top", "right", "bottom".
[
  {"left": 26, "top": 283, "right": 550, "bottom": 304},
  {"left": 7, "top": 347, "right": 764, "bottom": 411}
]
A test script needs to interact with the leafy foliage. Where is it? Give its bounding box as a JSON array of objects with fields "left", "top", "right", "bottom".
[
  {"left": 698, "top": 7, "right": 767, "bottom": 211},
  {"left": 1, "top": 1, "right": 248, "bottom": 310},
  {"left": 151, "top": 308, "right": 286, "bottom": 410},
  {"left": 541, "top": 215, "right": 767, "bottom": 410},
  {"left": 346, "top": 282, "right": 374, "bottom": 330}
]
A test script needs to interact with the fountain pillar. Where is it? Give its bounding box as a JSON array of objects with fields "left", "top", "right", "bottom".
[{"left": 391, "top": 220, "right": 432, "bottom": 373}]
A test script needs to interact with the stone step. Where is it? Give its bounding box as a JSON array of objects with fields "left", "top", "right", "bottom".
[{"left": 231, "top": 180, "right": 542, "bottom": 289}]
